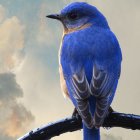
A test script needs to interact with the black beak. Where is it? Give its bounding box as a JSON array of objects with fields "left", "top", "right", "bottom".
[{"left": 46, "top": 14, "right": 61, "bottom": 20}]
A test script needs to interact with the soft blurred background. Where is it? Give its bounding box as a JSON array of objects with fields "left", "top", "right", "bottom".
[{"left": 0, "top": 0, "right": 140, "bottom": 140}]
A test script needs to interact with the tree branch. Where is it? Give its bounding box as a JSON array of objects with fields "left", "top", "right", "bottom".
[{"left": 18, "top": 111, "right": 140, "bottom": 140}]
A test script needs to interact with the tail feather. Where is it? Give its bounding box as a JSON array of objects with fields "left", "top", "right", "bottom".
[{"left": 83, "top": 124, "right": 100, "bottom": 140}]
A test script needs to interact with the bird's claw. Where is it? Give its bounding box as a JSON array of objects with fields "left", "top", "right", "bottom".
[{"left": 72, "top": 108, "right": 81, "bottom": 119}]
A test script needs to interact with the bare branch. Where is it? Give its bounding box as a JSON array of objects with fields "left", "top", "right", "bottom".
[{"left": 18, "top": 111, "right": 140, "bottom": 140}]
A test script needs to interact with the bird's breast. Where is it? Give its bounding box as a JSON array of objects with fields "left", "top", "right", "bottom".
[{"left": 64, "top": 23, "right": 92, "bottom": 35}]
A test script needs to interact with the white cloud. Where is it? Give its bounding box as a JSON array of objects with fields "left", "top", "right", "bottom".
[
  {"left": 0, "top": 15, "right": 25, "bottom": 73},
  {"left": 0, "top": 5, "right": 34, "bottom": 139},
  {"left": 37, "top": 3, "right": 54, "bottom": 45},
  {"left": 37, "top": 2, "right": 63, "bottom": 47},
  {"left": 102, "top": 134, "right": 122, "bottom": 140},
  {"left": 0, "top": 5, "right": 6, "bottom": 23}
]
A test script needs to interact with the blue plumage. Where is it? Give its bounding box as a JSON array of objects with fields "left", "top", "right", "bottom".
[{"left": 47, "top": 2, "right": 122, "bottom": 140}]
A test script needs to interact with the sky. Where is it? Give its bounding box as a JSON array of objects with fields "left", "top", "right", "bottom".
[{"left": 0, "top": 0, "right": 140, "bottom": 140}]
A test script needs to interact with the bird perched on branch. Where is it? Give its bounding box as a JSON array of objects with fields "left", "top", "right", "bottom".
[{"left": 47, "top": 2, "right": 122, "bottom": 140}]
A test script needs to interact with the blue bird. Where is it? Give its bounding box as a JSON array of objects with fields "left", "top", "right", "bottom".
[{"left": 47, "top": 2, "right": 122, "bottom": 140}]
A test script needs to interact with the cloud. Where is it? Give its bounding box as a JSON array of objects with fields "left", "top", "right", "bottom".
[
  {"left": 37, "top": 4, "right": 52, "bottom": 43},
  {"left": 102, "top": 134, "right": 122, "bottom": 140},
  {"left": 37, "top": 2, "right": 64, "bottom": 47},
  {"left": 0, "top": 73, "right": 23, "bottom": 101},
  {"left": 0, "top": 5, "right": 6, "bottom": 22},
  {"left": 0, "top": 11, "right": 25, "bottom": 73},
  {"left": 37, "top": 2, "right": 55, "bottom": 46},
  {"left": 0, "top": 73, "right": 34, "bottom": 139},
  {"left": 3, "top": 103, "right": 34, "bottom": 138},
  {"left": 0, "top": 5, "right": 34, "bottom": 139}
]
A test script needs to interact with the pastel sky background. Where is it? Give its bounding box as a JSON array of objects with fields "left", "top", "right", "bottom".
[{"left": 0, "top": 0, "right": 140, "bottom": 140}]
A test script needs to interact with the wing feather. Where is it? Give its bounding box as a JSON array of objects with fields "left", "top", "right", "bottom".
[
  {"left": 90, "top": 65, "right": 120, "bottom": 127},
  {"left": 70, "top": 65, "right": 120, "bottom": 128},
  {"left": 71, "top": 69, "right": 93, "bottom": 128},
  {"left": 72, "top": 69, "right": 91, "bottom": 100}
]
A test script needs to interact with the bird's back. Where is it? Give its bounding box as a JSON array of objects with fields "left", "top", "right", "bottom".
[{"left": 60, "top": 25, "right": 122, "bottom": 79}]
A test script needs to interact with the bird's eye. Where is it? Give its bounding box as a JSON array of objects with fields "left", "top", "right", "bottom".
[{"left": 67, "top": 12, "right": 78, "bottom": 20}]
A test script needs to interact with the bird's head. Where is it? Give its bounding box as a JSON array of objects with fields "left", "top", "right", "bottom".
[{"left": 47, "top": 2, "right": 109, "bottom": 34}]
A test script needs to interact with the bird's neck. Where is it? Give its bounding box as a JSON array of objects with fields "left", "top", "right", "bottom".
[{"left": 83, "top": 124, "right": 100, "bottom": 140}]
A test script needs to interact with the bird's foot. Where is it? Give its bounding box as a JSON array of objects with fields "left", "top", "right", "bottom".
[
  {"left": 103, "top": 106, "right": 114, "bottom": 130},
  {"left": 108, "top": 106, "right": 114, "bottom": 113},
  {"left": 72, "top": 108, "right": 81, "bottom": 119},
  {"left": 105, "top": 106, "right": 114, "bottom": 120}
]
